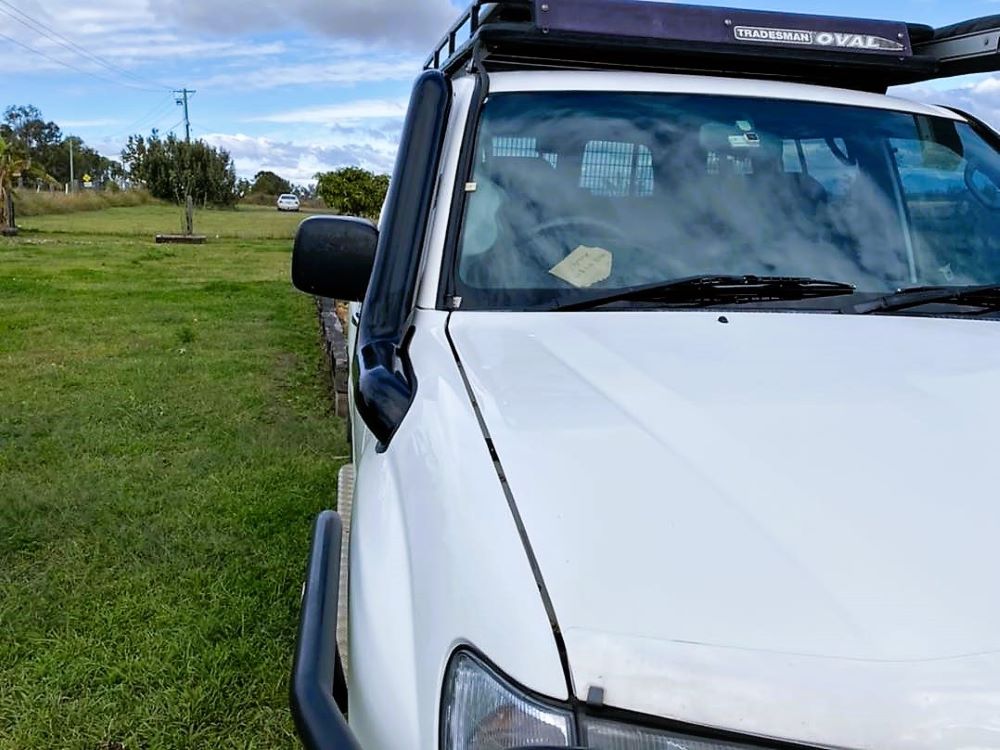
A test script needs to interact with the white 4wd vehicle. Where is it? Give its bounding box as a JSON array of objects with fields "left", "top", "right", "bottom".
[{"left": 290, "top": 2, "right": 1000, "bottom": 748}]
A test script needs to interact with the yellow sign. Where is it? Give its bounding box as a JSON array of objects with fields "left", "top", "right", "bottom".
[{"left": 81, "top": 174, "right": 92, "bottom": 184}]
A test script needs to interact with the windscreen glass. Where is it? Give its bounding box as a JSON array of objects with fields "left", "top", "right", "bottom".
[{"left": 455, "top": 92, "right": 1000, "bottom": 309}]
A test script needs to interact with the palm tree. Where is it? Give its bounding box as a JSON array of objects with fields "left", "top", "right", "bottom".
[{"left": 0, "top": 134, "right": 53, "bottom": 233}]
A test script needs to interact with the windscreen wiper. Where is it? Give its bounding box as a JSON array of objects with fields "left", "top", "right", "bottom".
[
  {"left": 846, "top": 284, "right": 1000, "bottom": 315},
  {"left": 550, "top": 275, "right": 857, "bottom": 312}
]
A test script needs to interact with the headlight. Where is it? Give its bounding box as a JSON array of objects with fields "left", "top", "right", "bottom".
[
  {"left": 582, "top": 718, "right": 766, "bottom": 749},
  {"left": 442, "top": 651, "right": 576, "bottom": 749},
  {"left": 444, "top": 651, "right": 802, "bottom": 750}
]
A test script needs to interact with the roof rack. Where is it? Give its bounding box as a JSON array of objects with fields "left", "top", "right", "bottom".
[
  {"left": 916, "top": 15, "right": 1000, "bottom": 77},
  {"left": 424, "top": 0, "right": 1000, "bottom": 93}
]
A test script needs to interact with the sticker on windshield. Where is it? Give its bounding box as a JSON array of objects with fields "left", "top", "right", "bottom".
[
  {"left": 729, "top": 133, "right": 761, "bottom": 149},
  {"left": 549, "top": 246, "right": 613, "bottom": 288}
]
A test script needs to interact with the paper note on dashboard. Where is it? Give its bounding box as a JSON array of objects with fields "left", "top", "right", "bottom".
[{"left": 548, "top": 246, "right": 613, "bottom": 288}]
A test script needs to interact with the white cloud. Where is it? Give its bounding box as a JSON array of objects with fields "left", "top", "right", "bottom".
[
  {"left": 969, "top": 76, "right": 1000, "bottom": 96},
  {"left": 59, "top": 118, "right": 121, "bottom": 128},
  {"left": 194, "top": 57, "right": 418, "bottom": 91},
  {"left": 250, "top": 99, "right": 410, "bottom": 124},
  {"left": 200, "top": 131, "right": 399, "bottom": 183},
  {"left": 0, "top": 0, "right": 285, "bottom": 82},
  {"left": 2, "top": 0, "right": 445, "bottom": 175},
  {"left": 148, "top": 0, "right": 456, "bottom": 50},
  {"left": 893, "top": 75, "right": 1000, "bottom": 126},
  {"left": 7, "top": 0, "right": 458, "bottom": 50}
]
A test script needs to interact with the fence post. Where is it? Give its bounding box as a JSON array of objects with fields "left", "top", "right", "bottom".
[{"left": 2, "top": 190, "right": 17, "bottom": 236}]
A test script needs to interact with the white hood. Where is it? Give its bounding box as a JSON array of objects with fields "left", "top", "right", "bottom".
[{"left": 449, "top": 310, "right": 1000, "bottom": 750}]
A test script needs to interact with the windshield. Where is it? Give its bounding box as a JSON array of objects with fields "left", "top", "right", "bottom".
[{"left": 453, "top": 92, "right": 1000, "bottom": 311}]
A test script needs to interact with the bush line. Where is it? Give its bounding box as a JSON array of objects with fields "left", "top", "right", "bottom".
[{"left": 13, "top": 189, "right": 158, "bottom": 217}]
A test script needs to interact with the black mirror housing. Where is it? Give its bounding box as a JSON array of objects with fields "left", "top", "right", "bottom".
[{"left": 292, "top": 216, "right": 378, "bottom": 302}]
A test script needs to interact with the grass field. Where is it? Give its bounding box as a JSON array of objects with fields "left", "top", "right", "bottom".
[
  {"left": 0, "top": 207, "right": 346, "bottom": 749},
  {"left": 18, "top": 204, "right": 325, "bottom": 240}
]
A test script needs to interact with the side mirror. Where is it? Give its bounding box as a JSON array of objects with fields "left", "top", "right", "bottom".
[{"left": 292, "top": 216, "right": 378, "bottom": 302}]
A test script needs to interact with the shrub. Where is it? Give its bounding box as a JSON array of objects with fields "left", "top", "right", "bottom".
[{"left": 315, "top": 167, "right": 389, "bottom": 219}]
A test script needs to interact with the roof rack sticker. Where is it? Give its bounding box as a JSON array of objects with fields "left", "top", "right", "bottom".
[
  {"left": 733, "top": 26, "right": 904, "bottom": 52},
  {"left": 536, "top": 0, "right": 913, "bottom": 56}
]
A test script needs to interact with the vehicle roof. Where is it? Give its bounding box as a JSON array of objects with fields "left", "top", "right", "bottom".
[{"left": 487, "top": 70, "right": 963, "bottom": 120}]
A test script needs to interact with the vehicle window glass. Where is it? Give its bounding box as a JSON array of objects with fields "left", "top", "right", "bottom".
[
  {"left": 891, "top": 129, "right": 1000, "bottom": 285},
  {"left": 491, "top": 136, "right": 558, "bottom": 167},
  {"left": 455, "top": 93, "right": 1000, "bottom": 309},
  {"left": 800, "top": 138, "right": 857, "bottom": 198},
  {"left": 782, "top": 141, "right": 804, "bottom": 173},
  {"left": 493, "top": 136, "right": 537, "bottom": 158},
  {"left": 580, "top": 140, "right": 654, "bottom": 197}
]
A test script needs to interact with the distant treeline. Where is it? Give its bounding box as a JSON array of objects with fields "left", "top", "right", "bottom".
[
  {"left": 1, "top": 105, "right": 119, "bottom": 188},
  {"left": 2, "top": 103, "right": 391, "bottom": 215}
]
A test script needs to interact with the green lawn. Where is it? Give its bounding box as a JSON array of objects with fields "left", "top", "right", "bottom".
[
  {"left": 0, "top": 208, "right": 346, "bottom": 749},
  {"left": 18, "top": 204, "right": 325, "bottom": 240}
]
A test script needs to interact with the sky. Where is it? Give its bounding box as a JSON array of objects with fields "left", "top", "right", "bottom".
[{"left": 3, "top": 0, "right": 1000, "bottom": 184}]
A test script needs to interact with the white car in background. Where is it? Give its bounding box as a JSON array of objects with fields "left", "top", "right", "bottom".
[{"left": 277, "top": 194, "right": 301, "bottom": 212}]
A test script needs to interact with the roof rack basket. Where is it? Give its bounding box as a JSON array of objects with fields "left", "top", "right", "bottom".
[{"left": 425, "top": 0, "right": 1000, "bottom": 93}]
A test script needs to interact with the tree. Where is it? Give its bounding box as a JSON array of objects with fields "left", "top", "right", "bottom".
[
  {"left": 121, "top": 133, "right": 238, "bottom": 207},
  {"left": 250, "top": 170, "right": 292, "bottom": 196},
  {"left": 3, "top": 105, "right": 61, "bottom": 155},
  {"left": 3, "top": 105, "right": 62, "bottom": 188},
  {"left": 2, "top": 106, "right": 121, "bottom": 188},
  {"left": 315, "top": 167, "right": 390, "bottom": 219},
  {"left": 0, "top": 134, "right": 53, "bottom": 230},
  {"left": 49, "top": 137, "right": 118, "bottom": 186}
]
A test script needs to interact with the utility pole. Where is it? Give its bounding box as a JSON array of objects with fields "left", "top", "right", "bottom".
[
  {"left": 174, "top": 88, "right": 195, "bottom": 143},
  {"left": 173, "top": 88, "right": 196, "bottom": 236},
  {"left": 68, "top": 137, "right": 75, "bottom": 193}
]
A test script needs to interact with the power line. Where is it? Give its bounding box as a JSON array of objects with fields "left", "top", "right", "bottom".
[
  {"left": 124, "top": 98, "right": 177, "bottom": 132},
  {"left": 98, "top": 93, "right": 198, "bottom": 152},
  {"left": 0, "top": 0, "right": 170, "bottom": 92},
  {"left": 104, "top": 96, "right": 178, "bottom": 142},
  {"left": 0, "top": 29, "right": 150, "bottom": 90},
  {"left": 163, "top": 118, "right": 187, "bottom": 135}
]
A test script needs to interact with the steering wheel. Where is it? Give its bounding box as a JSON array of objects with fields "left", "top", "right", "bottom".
[
  {"left": 528, "top": 215, "right": 630, "bottom": 244},
  {"left": 511, "top": 215, "right": 634, "bottom": 287}
]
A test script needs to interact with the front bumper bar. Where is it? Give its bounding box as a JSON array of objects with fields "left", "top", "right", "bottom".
[{"left": 290, "top": 511, "right": 362, "bottom": 750}]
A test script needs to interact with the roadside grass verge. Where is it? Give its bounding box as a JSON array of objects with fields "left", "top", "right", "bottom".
[
  {"left": 13, "top": 189, "right": 158, "bottom": 217},
  {"left": 17, "top": 204, "right": 323, "bottom": 240},
  {"left": 0, "top": 215, "right": 346, "bottom": 749}
]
